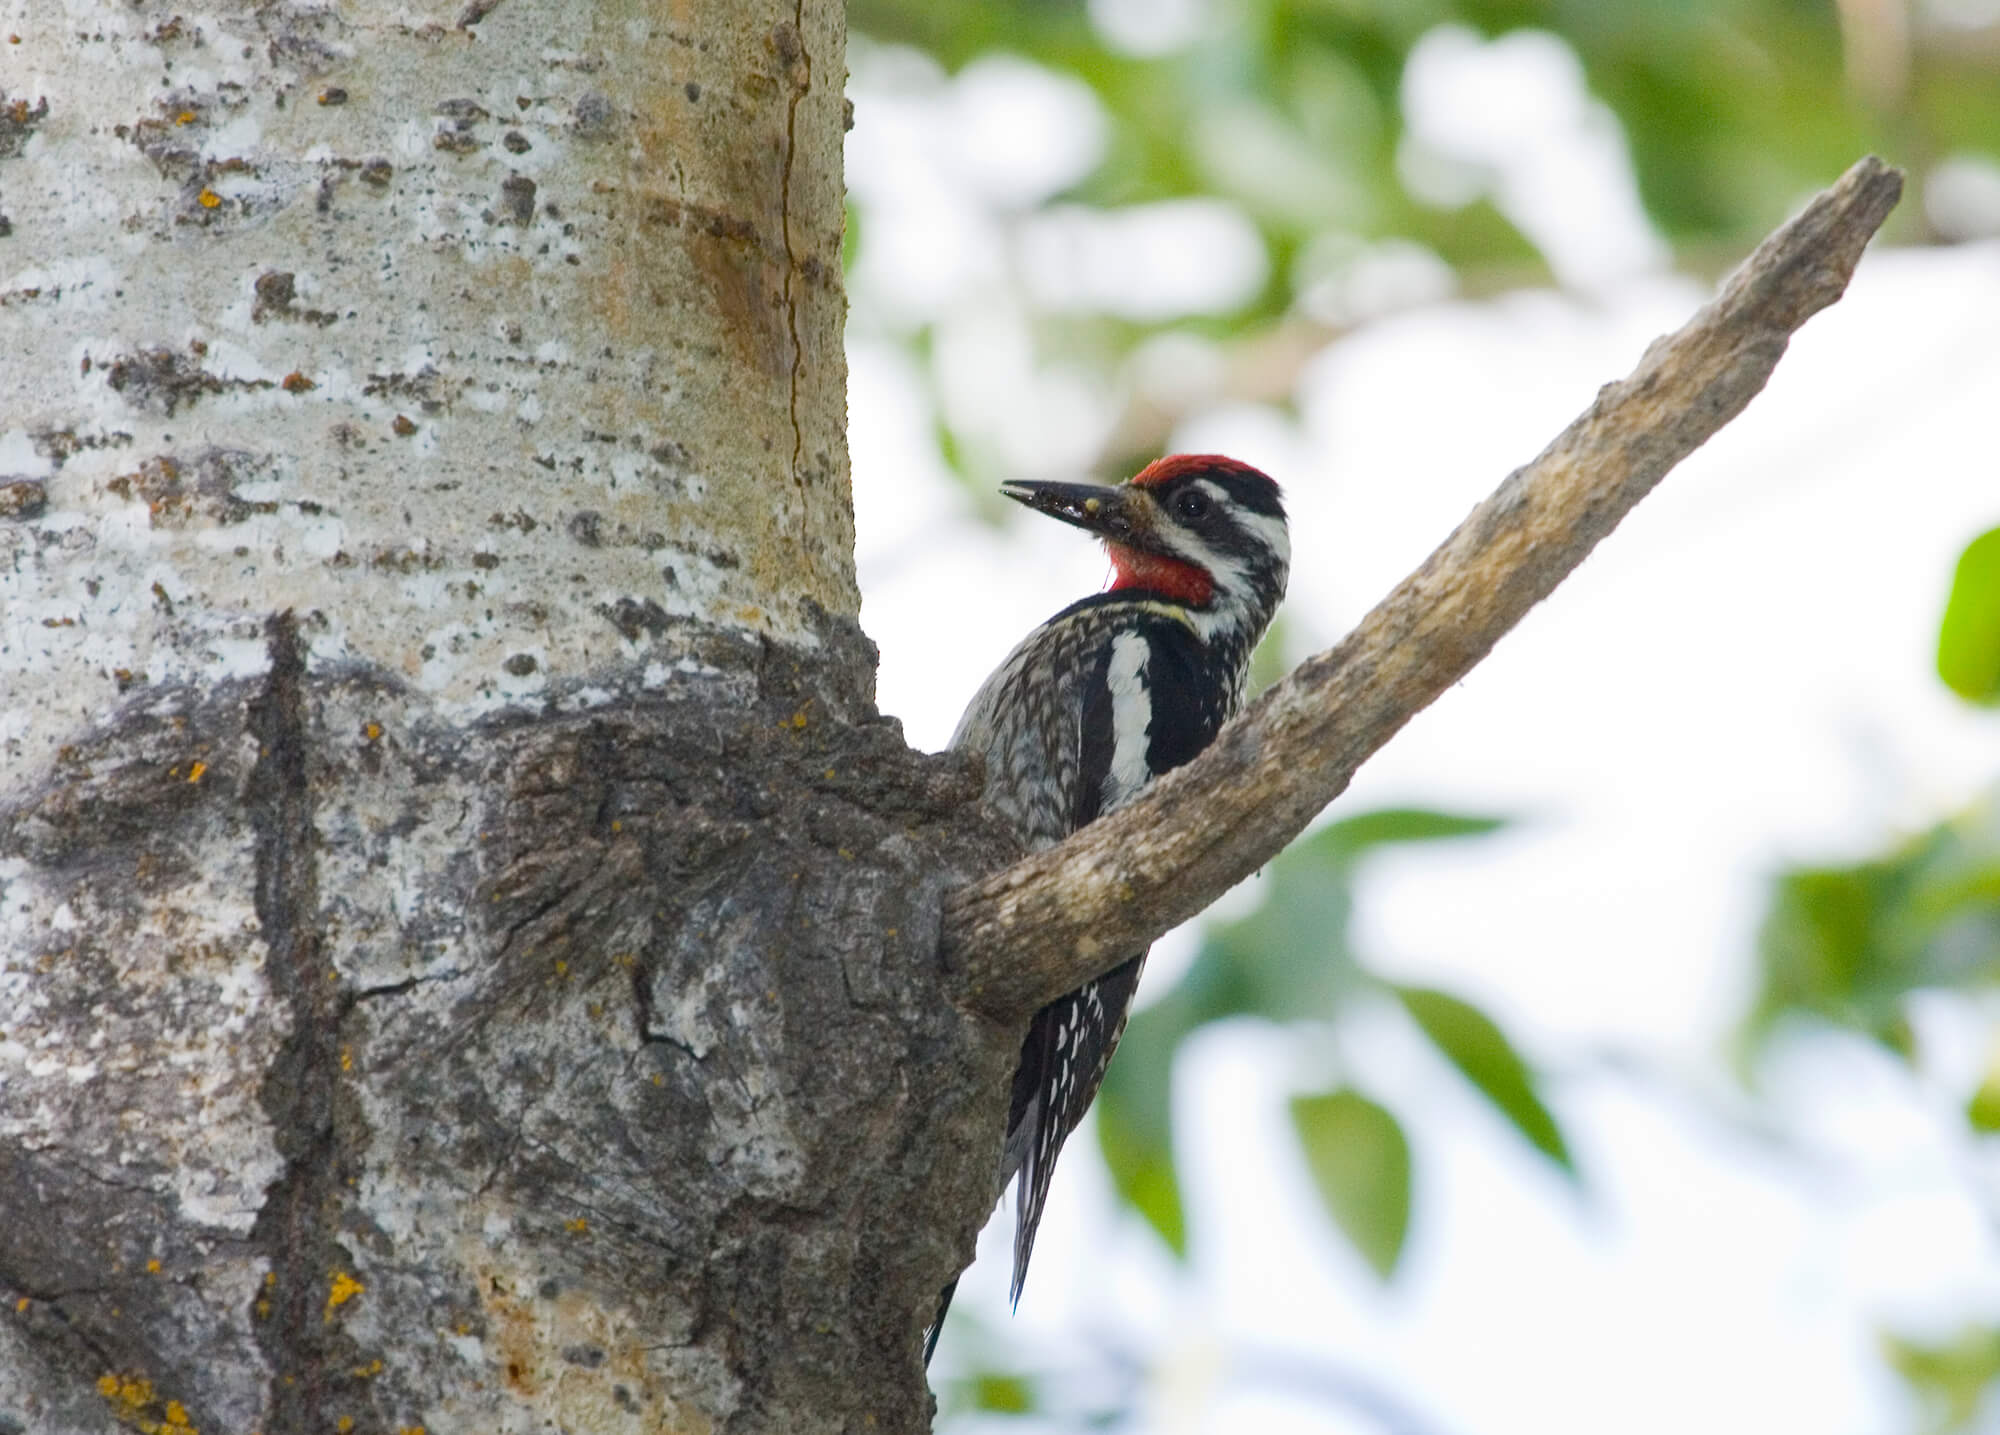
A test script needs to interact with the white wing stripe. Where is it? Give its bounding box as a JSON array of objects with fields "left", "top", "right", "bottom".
[{"left": 1104, "top": 631, "right": 1153, "bottom": 812}]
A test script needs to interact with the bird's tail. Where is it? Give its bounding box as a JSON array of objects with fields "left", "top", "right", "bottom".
[
  {"left": 1005, "top": 953, "right": 1149, "bottom": 1305},
  {"left": 922, "top": 1277, "right": 959, "bottom": 1365}
]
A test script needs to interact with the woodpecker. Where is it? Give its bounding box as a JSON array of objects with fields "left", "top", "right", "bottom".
[{"left": 927, "top": 453, "right": 1289, "bottom": 1362}]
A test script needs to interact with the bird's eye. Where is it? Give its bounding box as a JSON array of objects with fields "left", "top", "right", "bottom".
[{"left": 1172, "top": 489, "right": 1211, "bottom": 522}]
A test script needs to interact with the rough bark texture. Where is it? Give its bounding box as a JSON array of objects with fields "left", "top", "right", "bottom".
[
  {"left": 941, "top": 156, "right": 1906, "bottom": 1021},
  {"left": 1, "top": 2, "right": 1018, "bottom": 1433},
  {"left": 2, "top": 614, "right": 1017, "bottom": 1435}
]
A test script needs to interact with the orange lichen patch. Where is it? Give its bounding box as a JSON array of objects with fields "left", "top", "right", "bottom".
[
  {"left": 336, "top": 1418, "right": 354, "bottom": 1433},
  {"left": 363, "top": 721, "right": 383, "bottom": 741},
  {"left": 281, "top": 370, "right": 316, "bottom": 393},
  {"left": 107, "top": 455, "right": 187, "bottom": 519},
  {"left": 186, "top": 761, "right": 206, "bottom": 784},
  {"left": 553, "top": 960, "right": 568, "bottom": 978},
  {"left": 95, "top": 1372, "right": 197, "bottom": 1432},
  {"left": 14, "top": 1297, "right": 26, "bottom": 1312},
  {"left": 399, "top": 1428, "right": 425, "bottom": 1435},
  {"left": 339, "top": 1045, "right": 353, "bottom": 1072},
  {"left": 175, "top": 111, "right": 195, "bottom": 125},
  {"left": 352, "top": 1358, "right": 383, "bottom": 1378},
  {"left": 197, "top": 188, "right": 220, "bottom": 208},
  {"left": 565, "top": 1218, "right": 589, "bottom": 1234},
  {"left": 324, "top": 1270, "right": 365, "bottom": 1321},
  {"left": 146, "top": 1258, "right": 162, "bottom": 1274}
]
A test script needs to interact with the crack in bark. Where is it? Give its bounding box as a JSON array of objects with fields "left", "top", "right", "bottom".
[
  {"left": 243, "top": 610, "right": 347, "bottom": 1428},
  {"left": 778, "top": 3, "right": 810, "bottom": 494},
  {"left": 20, "top": 1295, "right": 123, "bottom": 1383},
  {"left": 347, "top": 973, "right": 448, "bottom": 1004}
]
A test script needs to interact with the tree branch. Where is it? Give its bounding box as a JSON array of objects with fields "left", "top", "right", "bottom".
[{"left": 939, "top": 155, "right": 1904, "bottom": 1021}]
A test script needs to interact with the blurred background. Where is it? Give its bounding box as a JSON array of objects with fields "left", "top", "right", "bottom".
[{"left": 838, "top": 2, "right": 2000, "bottom": 1430}]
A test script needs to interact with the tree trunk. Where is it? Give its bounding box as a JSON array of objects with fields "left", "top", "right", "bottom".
[{"left": 0, "top": 3, "right": 1013, "bottom": 1432}]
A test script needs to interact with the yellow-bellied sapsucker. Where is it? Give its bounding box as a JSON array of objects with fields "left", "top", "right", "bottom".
[{"left": 927, "top": 454, "right": 1289, "bottom": 1361}]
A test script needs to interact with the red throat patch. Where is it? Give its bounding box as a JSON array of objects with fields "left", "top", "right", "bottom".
[{"left": 1107, "top": 542, "right": 1213, "bottom": 605}]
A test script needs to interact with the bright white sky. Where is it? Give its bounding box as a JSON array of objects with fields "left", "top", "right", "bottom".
[{"left": 846, "top": 27, "right": 2000, "bottom": 1435}]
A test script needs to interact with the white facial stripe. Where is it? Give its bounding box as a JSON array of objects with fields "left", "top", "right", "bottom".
[
  {"left": 1235, "top": 509, "right": 1290, "bottom": 571},
  {"left": 1152, "top": 494, "right": 1288, "bottom": 591}
]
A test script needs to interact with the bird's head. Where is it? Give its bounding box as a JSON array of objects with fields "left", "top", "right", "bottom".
[{"left": 1001, "top": 454, "right": 1289, "bottom": 641}]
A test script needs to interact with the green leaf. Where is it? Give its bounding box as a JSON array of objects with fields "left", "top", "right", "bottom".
[
  {"left": 1098, "top": 1136, "right": 1185, "bottom": 1258},
  {"left": 1745, "top": 798, "right": 2000, "bottom": 1062},
  {"left": 1094, "top": 997, "right": 1189, "bottom": 1256},
  {"left": 967, "top": 1373, "right": 1036, "bottom": 1415},
  {"left": 1289, "top": 1087, "right": 1411, "bottom": 1279},
  {"left": 1309, "top": 807, "right": 1508, "bottom": 857},
  {"left": 1968, "top": 1080, "right": 2000, "bottom": 1136},
  {"left": 1882, "top": 1324, "right": 2000, "bottom": 1433},
  {"left": 1395, "top": 986, "right": 1575, "bottom": 1177},
  {"left": 1938, "top": 527, "right": 2000, "bottom": 704},
  {"left": 1969, "top": 1040, "right": 2000, "bottom": 1135}
]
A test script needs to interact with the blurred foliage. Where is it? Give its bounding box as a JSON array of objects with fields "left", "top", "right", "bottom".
[
  {"left": 1290, "top": 1087, "right": 1412, "bottom": 1278},
  {"left": 1394, "top": 984, "right": 1574, "bottom": 1176},
  {"left": 1095, "top": 808, "right": 1575, "bottom": 1281},
  {"left": 1744, "top": 526, "right": 2000, "bottom": 1428},
  {"left": 1745, "top": 526, "right": 2000, "bottom": 1079},
  {"left": 851, "top": 0, "right": 1999, "bottom": 481},
  {"left": 851, "top": 0, "right": 1988, "bottom": 260},
  {"left": 965, "top": 1372, "right": 1037, "bottom": 1417},
  {"left": 1883, "top": 1326, "right": 2000, "bottom": 1435},
  {"left": 1938, "top": 527, "right": 2000, "bottom": 705},
  {"left": 1745, "top": 801, "right": 2000, "bottom": 1060}
]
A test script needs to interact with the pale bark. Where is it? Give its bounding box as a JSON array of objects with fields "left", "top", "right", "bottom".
[
  {"left": 1, "top": 3, "right": 1008, "bottom": 1433},
  {"left": 940, "top": 156, "right": 1905, "bottom": 1021}
]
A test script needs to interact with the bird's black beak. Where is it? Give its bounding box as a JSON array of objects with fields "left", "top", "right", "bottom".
[{"left": 999, "top": 480, "right": 1146, "bottom": 543}]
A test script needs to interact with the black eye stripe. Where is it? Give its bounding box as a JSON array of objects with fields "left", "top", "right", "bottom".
[
  {"left": 1204, "top": 470, "right": 1285, "bottom": 518},
  {"left": 1148, "top": 465, "right": 1285, "bottom": 520}
]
